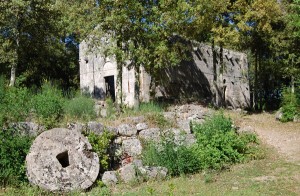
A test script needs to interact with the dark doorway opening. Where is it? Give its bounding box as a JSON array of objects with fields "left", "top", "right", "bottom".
[
  {"left": 56, "top": 150, "right": 70, "bottom": 168},
  {"left": 104, "top": 76, "right": 115, "bottom": 102}
]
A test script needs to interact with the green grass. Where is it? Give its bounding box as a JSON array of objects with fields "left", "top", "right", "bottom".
[
  {"left": 121, "top": 101, "right": 165, "bottom": 117},
  {"left": 111, "top": 147, "right": 299, "bottom": 195}
]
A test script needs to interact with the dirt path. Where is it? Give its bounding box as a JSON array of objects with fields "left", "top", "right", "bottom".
[{"left": 232, "top": 112, "right": 300, "bottom": 164}]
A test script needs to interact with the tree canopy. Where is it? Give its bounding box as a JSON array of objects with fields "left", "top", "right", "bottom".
[{"left": 0, "top": 0, "right": 299, "bottom": 110}]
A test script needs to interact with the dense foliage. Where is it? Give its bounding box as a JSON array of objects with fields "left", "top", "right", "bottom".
[
  {"left": 280, "top": 87, "right": 300, "bottom": 122},
  {"left": 86, "top": 131, "right": 114, "bottom": 173},
  {"left": 0, "top": 127, "right": 33, "bottom": 186},
  {"left": 142, "top": 113, "right": 259, "bottom": 176},
  {"left": 0, "top": 0, "right": 299, "bottom": 111},
  {"left": 0, "top": 81, "right": 96, "bottom": 128},
  {"left": 192, "top": 113, "right": 258, "bottom": 169},
  {"left": 142, "top": 134, "right": 201, "bottom": 176},
  {"left": 31, "top": 83, "right": 65, "bottom": 128}
]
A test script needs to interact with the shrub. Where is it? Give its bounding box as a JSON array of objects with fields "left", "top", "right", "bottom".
[
  {"left": 142, "top": 133, "right": 201, "bottom": 176},
  {"left": 64, "top": 95, "right": 96, "bottom": 120},
  {"left": 0, "top": 127, "right": 33, "bottom": 186},
  {"left": 142, "top": 113, "right": 260, "bottom": 176},
  {"left": 280, "top": 88, "right": 300, "bottom": 122},
  {"left": 0, "top": 86, "right": 32, "bottom": 124},
  {"left": 193, "top": 113, "right": 258, "bottom": 169},
  {"left": 86, "top": 131, "right": 114, "bottom": 173},
  {"left": 31, "top": 83, "right": 65, "bottom": 128}
]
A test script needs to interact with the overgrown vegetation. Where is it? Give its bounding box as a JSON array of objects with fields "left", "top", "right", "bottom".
[
  {"left": 64, "top": 95, "right": 96, "bottom": 121},
  {"left": 142, "top": 133, "right": 201, "bottom": 176},
  {"left": 86, "top": 131, "right": 114, "bottom": 173},
  {"left": 0, "top": 80, "right": 97, "bottom": 128},
  {"left": 192, "top": 113, "right": 259, "bottom": 169},
  {"left": 31, "top": 83, "right": 65, "bottom": 128},
  {"left": 280, "top": 87, "right": 300, "bottom": 122},
  {"left": 142, "top": 113, "right": 260, "bottom": 176},
  {"left": 0, "top": 127, "right": 33, "bottom": 186},
  {"left": 0, "top": 87, "right": 32, "bottom": 125}
]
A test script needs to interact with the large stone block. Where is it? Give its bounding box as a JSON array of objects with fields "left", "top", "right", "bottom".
[
  {"left": 26, "top": 128, "right": 99, "bottom": 192},
  {"left": 117, "top": 124, "right": 137, "bottom": 136},
  {"left": 122, "top": 138, "right": 142, "bottom": 157}
]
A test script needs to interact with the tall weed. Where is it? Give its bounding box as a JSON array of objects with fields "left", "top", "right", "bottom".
[
  {"left": 31, "top": 83, "right": 65, "bottom": 128},
  {"left": 64, "top": 95, "right": 96, "bottom": 121},
  {"left": 142, "top": 134, "right": 200, "bottom": 176}
]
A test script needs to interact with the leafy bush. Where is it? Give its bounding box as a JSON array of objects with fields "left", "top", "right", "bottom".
[
  {"left": 0, "top": 127, "right": 33, "bottom": 186},
  {"left": 143, "top": 113, "right": 259, "bottom": 176},
  {"left": 280, "top": 88, "right": 300, "bottom": 122},
  {"left": 64, "top": 95, "right": 96, "bottom": 120},
  {"left": 31, "top": 83, "right": 65, "bottom": 128},
  {"left": 0, "top": 86, "right": 32, "bottom": 125},
  {"left": 191, "top": 112, "right": 232, "bottom": 137},
  {"left": 86, "top": 131, "right": 114, "bottom": 173},
  {"left": 142, "top": 134, "right": 201, "bottom": 176},
  {"left": 193, "top": 113, "right": 258, "bottom": 169}
]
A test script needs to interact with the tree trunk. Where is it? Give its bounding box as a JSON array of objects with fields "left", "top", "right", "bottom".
[
  {"left": 9, "top": 37, "right": 19, "bottom": 87},
  {"left": 212, "top": 40, "right": 219, "bottom": 107},
  {"left": 9, "top": 64, "right": 16, "bottom": 87},
  {"left": 258, "top": 54, "right": 263, "bottom": 110},
  {"left": 116, "top": 40, "right": 123, "bottom": 106},
  {"left": 149, "top": 66, "right": 156, "bottom": 100},
  {"left": 291, "top": 75, "right": 295, "bottom": 94},
  {"left": 134, "top": 65, "right": 140, "bottom": 109},
  {"left": 220, "top": 45, "right": 225, "bottom": 107},
  {"left": 254, "top": 53, "right": 258, "bottom": 110}
]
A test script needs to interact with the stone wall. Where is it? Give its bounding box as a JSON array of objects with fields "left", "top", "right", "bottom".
[
  {"left": 79, "top": 40, "right": 151, "bottom": 107},
  {"left": 79, "top": 39, "right": 250, "bottom": 109},
  {"left": 157, "top": 42, "right": 250, "bottom": 109}
]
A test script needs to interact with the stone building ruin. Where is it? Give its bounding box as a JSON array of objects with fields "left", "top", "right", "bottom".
[{"left": 80, "top": 38, "right": 250, "bottom": 109}]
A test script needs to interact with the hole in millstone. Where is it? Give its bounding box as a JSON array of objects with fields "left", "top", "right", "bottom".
[{"left": 56, "top": 150, "right": 70, "bottom": 168}]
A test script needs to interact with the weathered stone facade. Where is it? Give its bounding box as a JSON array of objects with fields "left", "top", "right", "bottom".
[
  {"left": 79, "top": 40, "right": 150, "bottom": 107},
  {"left": 80, "top": 39, "right": 250, "bottom": 109}
]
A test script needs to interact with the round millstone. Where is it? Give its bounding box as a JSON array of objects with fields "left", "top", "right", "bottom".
[{"left": 26, "top": 128, "right": 99, "bottom": 192}]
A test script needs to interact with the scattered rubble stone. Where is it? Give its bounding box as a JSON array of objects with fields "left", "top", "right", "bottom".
[
  {"left": 139, "top": 166, "right": 168, "bottom": 180},
  {"left": 10, "top": 122, "right": 44, "bottom": 136},
  {"left": 237, "top": 126, "right": 256, "bottom": 134},
  {"left": 139, "top": 128, "right": 161, "bottom": 141},
  {"left": 67, "top": 122, "right": 86, "bottom": 133},
  {"left": 87, "top": 121, "right": 105, "bottom": 135},
  {"left": 275, "top": 109, "right": 283, "bottom": 121},
  {"left": 118, "top": 161, "right": 168, "bottom": 183},
  {"left": 102, "top": 171, "right": 118, "bottom": 186},
  {"left": 118, "top": 124, "right": 137, "bottom": 136},
  {"left": 122, "top": 138, "right": 142, "bottom": 157},
  {"left": 26, "top": 128, "right": 99, "bottom": 192},
  {"left": 136, "top": 123, "right": 148, "bottom": 131},
  {"left": 118, "top": 163, "right": 136, "bottom": 183},
  {"left": 294, "top": 115, "right": 300, "bottom": 123}
]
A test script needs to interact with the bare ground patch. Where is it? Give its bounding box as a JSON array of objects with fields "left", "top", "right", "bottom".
[{"left": 230, "top": 112, "right": 300, "bottom": 164}]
